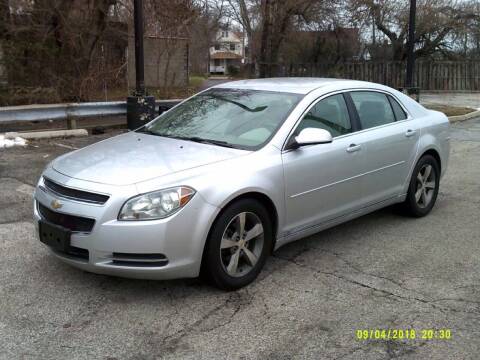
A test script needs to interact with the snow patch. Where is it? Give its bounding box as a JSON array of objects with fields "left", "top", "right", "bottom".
[{"left": 0, "top": 134, "right": 27, "bottom": 149}]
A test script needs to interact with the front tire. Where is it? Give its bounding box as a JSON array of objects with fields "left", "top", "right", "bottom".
[
  {"left": 202, "top": 199, "right": 273, "bottom": 290},
  {"left": 401, "top": 154, "right": 440, "bottom": 217}
]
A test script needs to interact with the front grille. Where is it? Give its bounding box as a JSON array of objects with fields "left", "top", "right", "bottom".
[
  {"left": 43, "top": 177, "right": 109, "bottom": 205},
  {"left": 38, "top": 202, "right": 95, "bottom": 233},
  {"left": 110, "top": 253, "right": 169, "bottom": 267}
]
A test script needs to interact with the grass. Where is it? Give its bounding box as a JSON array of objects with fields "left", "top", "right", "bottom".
[
  {"left": 424, "top": 104, "right": 477, "bottom": 117},
  {"left": 189, "top": 75, "right": 207, "bottom": 88},
  {"left": 0, "top": 78, "right": 207, "bottom": 106},
  {"left": 150, "top": 86, "right": 198, "bottom": 99}
]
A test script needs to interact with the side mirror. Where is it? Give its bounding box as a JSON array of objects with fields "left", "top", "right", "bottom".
[{"left": 288, "top": 128, "right": 333, "bottom": 150}]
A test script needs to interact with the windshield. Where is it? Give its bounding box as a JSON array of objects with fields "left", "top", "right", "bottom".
[{"left": 141, "top": 88, "right": 303, "bottom": 150}]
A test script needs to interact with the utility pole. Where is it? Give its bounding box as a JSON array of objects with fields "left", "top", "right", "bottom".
[
  {"left": 405, "top": 0, "right": 417, "bottom": 89},
  {"left": 133, "top": 0, "right": 145, "bottom": 94},
  {"left": 206, "top": 0, "right": 211, "bottom": 75},
  {"left": 372, "top": 11, "right": 376, "bottom": 46},
  {"left": 127, "top": 0, "right": 155, "bottom": 130},
  {"left": 259, "top": 0, "right": 270, "bottom": 78}
]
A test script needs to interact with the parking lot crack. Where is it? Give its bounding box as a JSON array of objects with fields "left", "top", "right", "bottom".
[
  {"left": 273, "top": 249, "right": 420, "bottom": 298},
  {"left": 313, "top": 247, "right": 407, "bottom": 288},
  {"left": 273, "top": 253, "right": 480, "bottom": 317},
  {"left": 158, "top": 291, "right": 253, "bottom": 353}
]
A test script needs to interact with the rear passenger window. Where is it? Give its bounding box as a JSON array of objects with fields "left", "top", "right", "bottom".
[
  {"left": 350, "top": 91, "right": 396, "bottom": 130},
  {"left": 388, "top": 96, "right": 408, "bottom": 121},
  {"left": 296, "top": 94, "right": 352, "bottom": 137}
]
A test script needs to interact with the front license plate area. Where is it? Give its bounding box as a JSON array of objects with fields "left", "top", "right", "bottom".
[{"left": 39, "top": 221, "right": 71, "bottom": 252}]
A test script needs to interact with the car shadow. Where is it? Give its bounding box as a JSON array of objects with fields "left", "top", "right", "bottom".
[{"left": 40, "top": 204, "right": 407, "bottom": 300}]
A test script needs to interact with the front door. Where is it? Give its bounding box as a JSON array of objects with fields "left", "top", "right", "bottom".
[{"left": 282, "top": 93, "right": 366, "bottom": 236}]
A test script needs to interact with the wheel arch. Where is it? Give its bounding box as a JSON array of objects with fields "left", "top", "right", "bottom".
[
  {"left": 420, "top": 148, "right": 442, "bottom": 174},
  {"left": 403, "top": 145, "right": 443, "bottom": 195},
  {"left": 224, "top": 192, "right": 279, "bottom": 243},
  {"left": 200, "top": 191, "right": 279, "bottom": 271}
]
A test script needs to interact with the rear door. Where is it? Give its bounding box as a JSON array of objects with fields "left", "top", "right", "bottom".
[
  {"left": 346, "top": 91, "right": 421, "bottom": 205},
  {"left": 282, "top": 93, "right": 367, "bottom": 235}
]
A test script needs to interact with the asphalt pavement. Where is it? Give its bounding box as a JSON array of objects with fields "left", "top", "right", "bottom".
[
  {"left": 420, "top": 92, "right": 480, "bottom": 110},
  {"left": 0, "top": 119, "right": 479, "bottom": 359}
]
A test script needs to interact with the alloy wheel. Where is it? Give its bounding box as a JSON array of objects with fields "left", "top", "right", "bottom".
[
  {"left": 220, "top": 212, "right": 264, "bottom": 277},
  {"left": 415, "top": 164, "right": 437, "bottom": 208}
]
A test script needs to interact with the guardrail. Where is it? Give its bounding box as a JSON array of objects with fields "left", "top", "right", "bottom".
[{"left": 0, "top": 99, "right": 182, "bottom": 126}]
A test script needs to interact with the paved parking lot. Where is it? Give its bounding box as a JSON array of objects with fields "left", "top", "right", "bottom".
[
  {"left": 1, "top": 119, "right": 480, "bottom": 359},
  {"left": 421, "top": 92, "right": 480, "bottom": 110}
]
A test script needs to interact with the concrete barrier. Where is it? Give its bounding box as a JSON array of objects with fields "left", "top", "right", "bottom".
[{"left": 4, "top": 129, "right": 88, "bottom": 139}]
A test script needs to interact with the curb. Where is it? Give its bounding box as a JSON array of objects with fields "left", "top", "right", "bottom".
[
  {"left": 448, "top": 110, "right": 480, "bottom": 123},
  {"left": 4, "top": 129, "right": 88, "bottom": 140}
]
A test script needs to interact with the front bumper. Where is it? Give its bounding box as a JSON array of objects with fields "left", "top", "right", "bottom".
[{"left": 34, "top": 171, "right": 219, "bottom": 280}]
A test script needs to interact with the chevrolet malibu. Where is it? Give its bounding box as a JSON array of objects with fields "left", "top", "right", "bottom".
[{"left": 34, "top": 78, "right": 450, "bottom": 290}]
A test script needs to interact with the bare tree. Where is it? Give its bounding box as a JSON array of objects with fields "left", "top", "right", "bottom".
[
  {"left": 194, "top": 0, "right": 226, "bottom": 75},
  {"left": 227, "top": 0, "right": 260, "bottom": 71},
  {"left": 1, "top": 0, "right": 226, "bottom": 102},
  {"left": 0, "top": 0, "right": 126, "bottom": 102},
  {"left": 258, "top": 0, "right": 331, "bottom": 77},
  {"left": 452, "top": 0, "right": 480, "bottom": 58},
  {"left": 227, "top": 0, "right": 334, "bottom": 76},
  {"left": 350, "top": 0, "right": 479, "bottom": 60}
]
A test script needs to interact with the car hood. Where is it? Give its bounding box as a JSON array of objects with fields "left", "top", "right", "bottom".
[{"left": 52, "top": 132, "right": 248, "bottom": 186}]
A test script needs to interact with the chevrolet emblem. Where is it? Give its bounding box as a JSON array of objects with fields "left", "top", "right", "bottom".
[{"left": 51, "top": 199, "right": 63, "bottom": 209}]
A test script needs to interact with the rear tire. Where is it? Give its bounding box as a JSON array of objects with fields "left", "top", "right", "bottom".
[
  {"left": 202, "top": 199, "right": 273, "bottom": 290},
  {"left": 401, "top": 154, "right": 440, "bottom": 217}
]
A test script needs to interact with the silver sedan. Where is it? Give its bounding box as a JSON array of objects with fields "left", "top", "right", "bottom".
[{"left": 34, "top": 78, "right": 450, "bottom": 289}]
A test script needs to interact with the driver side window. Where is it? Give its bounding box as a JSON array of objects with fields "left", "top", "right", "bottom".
[{"left": 295, "top": 94, "right": 352, "bottom": 138}]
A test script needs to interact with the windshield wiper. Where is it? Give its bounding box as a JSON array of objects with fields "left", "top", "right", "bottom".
[
  {"left": 181, "top": 136, "right": 236, "bottom": 148},
  {"left": 208, "top": 94, "right": 267, "bottom": 113},
  {"left": 138, "top": 129, "right": 237, "bottom": 148}
]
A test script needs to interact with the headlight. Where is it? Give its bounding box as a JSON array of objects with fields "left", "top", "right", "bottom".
[{"left": 118, "top": 186, "right": 195, "bottom": 220}]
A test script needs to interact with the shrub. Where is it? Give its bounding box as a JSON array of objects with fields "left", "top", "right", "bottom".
[{"left": 227, "top": 65, "right": 240, "bottom": 76}]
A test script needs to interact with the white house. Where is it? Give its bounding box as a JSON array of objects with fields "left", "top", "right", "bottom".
[{"left": 209, "top": 29, "right": 245, "bottom": 75}]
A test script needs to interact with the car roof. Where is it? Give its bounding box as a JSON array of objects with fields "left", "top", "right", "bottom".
[{"left": 212, "top": 77, "right": 379, "bottom": 94}]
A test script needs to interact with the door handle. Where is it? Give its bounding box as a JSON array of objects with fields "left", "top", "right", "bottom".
[
  {"left": 346, "top": 144, "right": 362, "bottom": 153},
  {"left": 405, "top": 129, "right": 417, "bottom": 137}
]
